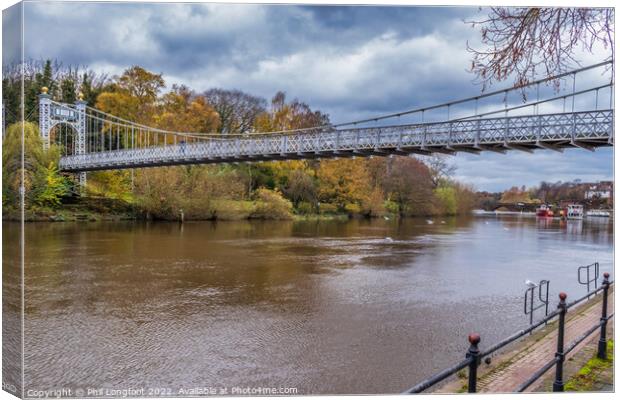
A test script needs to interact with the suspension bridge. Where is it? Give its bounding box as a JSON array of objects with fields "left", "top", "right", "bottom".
[{"left": 40, "top": 61, "right": 614, "bottom": 185}]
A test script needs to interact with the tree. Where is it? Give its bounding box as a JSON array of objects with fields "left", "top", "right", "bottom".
[
  {"left": 60, "top": 77, "right": 77, "bottom": 104},
  {"left": 96, "top": 66, "right": 164, "bottom": 123},
  {"left": 31, "top": 163, "right": 71, "bottom": 207},
  {"left": 254, "top": 91, "right": 329, "bottom": 132},
  {"left": 434, "top": 186, "right": 458, "bottom": 215},
  {"left": 468, "top": 8, "right": 614, "bottom": 89},
  {"left": 317, "top": 158, "right": 371, "bottom": 212},
  {"left": 156, "top": 85, "right": 220, "bottom": 133},
  {"left": 283, "top": 169, "right": 317, "bottom": 208},
  {"left": 203, "top": 88, "right": 267, "bottom": 134},
  {"left": 500, "top": 186, "right": 538, "bottom": 204},
  {"left": 2, "top": 122, "right": 69, "bottom": 210},
  {"left": 383, "top": 156, "right": 435, "bottom": 216},
  {"left": 426, "top": 155, "right": 457, "bottom": 188}
]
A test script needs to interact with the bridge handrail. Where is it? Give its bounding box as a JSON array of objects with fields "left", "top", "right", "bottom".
[{"left": 58, "top": 108, "right": 613, "bottom": 149}]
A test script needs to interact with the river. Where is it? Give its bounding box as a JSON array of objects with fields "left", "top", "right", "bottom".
[{"left": 2, "top": 215, "right": 613, "bottom": 394}]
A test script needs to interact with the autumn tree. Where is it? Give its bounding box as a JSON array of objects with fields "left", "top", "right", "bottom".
[
  {"left": 96, "top": 66, "right": 164, "bottom": 124},
  {"left": 156, "top": 85, "right": 220, "bottom": 133},
  {"left": 500, "top": 186, "right": 538, "bottom": 204},
  {"left": 317, "top": 158, "right": 372, "bottom": 213},
  {"left": 468, "top": 8, "right": 614, "bottom": 89},
  {"left": 383, "top": 156, "right": 435, "bottom": 216},
  {"left": 254, "top": 91, "right": 329, "bottom": 132},
  {"left": 245, "top": 92, "right": 329, "bottom": 198},
  {"left": 91, "top": 67, "right": 167, "bottom": 200}
]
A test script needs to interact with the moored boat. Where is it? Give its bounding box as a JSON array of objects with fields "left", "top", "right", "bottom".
[
  {"left": 536, "top": 204, "right": 554, "bottom": 217},
  {"left": 586, "top": 209, "right": 611, "bottom": 218},
  {"left": 566, "top": 204, "right": 584, "bottom": 220}
]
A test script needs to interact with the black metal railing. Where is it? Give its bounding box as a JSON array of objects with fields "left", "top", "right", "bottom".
[
  {"left": 524, "top": 279, "right": 550, "bottom": 325},
  {"left": 404, "top": 272, "right": 613, "bottom": 394},
  {"left": 578, "top": 262, "right": 600, "bottom": 298}
]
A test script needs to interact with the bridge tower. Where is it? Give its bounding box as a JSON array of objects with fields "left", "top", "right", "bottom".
[{"left": 38, "top": 87, "right": 87, "bottom": 188}]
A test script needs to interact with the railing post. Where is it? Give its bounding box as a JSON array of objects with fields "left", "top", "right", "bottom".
[
  {"left": 466, "top": 333, "right": 480, "bottom": 393},
  {"left": 553, "top": 292, "right": 567, "bottom": 392},
  {"left": 597, "top": 272, "right": 610, "bottom": 359}
]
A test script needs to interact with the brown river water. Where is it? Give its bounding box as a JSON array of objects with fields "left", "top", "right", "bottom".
[{"left": 2, "top": 215, "right": 613, "bottom": 395}]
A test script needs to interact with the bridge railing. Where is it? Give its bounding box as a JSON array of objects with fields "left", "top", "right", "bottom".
[
  {"left": 58, "top": 109, "right": 613, "bottom": 171},
  {"left": 404, "top": 273, "right": 613, "bottom": 394}
]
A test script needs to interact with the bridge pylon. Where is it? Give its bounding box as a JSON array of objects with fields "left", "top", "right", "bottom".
[{"left": 38, "top": 88, "right": 87, "bottom": 190}]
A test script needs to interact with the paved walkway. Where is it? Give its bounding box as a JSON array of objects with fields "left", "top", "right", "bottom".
[{"left": 476, "top": 290, "right": 614, "bottom": 393}]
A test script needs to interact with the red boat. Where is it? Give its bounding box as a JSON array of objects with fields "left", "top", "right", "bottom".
[{"left": 536, "top": 204, "right": 554, "bottom": 217}]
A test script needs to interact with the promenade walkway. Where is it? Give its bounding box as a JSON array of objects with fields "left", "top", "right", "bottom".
[{"left": 476, "top": 291, "right": 614, "bottom": 393}]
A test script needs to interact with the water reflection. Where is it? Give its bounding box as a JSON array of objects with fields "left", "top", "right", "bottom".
[
  {"left": 5, "top": 215, "right": 613, "bottom": 394},
  {"left": 2, "top": 222, "right": 22, "bottom": 396}
]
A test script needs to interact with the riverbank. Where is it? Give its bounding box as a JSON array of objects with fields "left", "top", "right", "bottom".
[{"left": 3, "top": 200, "right": 463, "bottom": 222}]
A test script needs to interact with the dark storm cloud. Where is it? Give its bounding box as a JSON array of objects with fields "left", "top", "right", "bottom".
[{"left": 18, "top": 2, "right": 612, "bottom": 191}]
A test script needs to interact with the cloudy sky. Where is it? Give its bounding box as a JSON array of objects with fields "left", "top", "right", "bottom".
[{"left": 7, "top": 1, "right": 614, "bottom": 191}]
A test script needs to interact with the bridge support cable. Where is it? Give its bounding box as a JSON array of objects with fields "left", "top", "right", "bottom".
[{"left": 36, "top": 61, "right": 614, "bottom": 172}]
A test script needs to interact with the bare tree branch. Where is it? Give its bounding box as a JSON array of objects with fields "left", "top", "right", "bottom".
[{"left": 467, "top": 7, "right": 614, "bottom": 91}]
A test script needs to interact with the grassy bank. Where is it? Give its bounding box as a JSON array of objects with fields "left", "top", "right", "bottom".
[
  {"left": 565, "top": 340, "right": 614, "bottom": 391},
  {"left": 4, "top": 197, "right": 459, "bottom": 223}
]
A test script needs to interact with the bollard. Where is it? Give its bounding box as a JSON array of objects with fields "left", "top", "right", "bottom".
[
  {"left": 597, "top": 272, "right": 610, "bottom": 359},
  {"left": 466, "top": 333, "right": 481, "bottom": 393},
  {"left": 553, "top": 292, "right": 567, "bottom": 392}
]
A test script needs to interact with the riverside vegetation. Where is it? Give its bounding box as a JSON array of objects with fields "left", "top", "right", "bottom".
[{"left": 3, "top": 60, "right": 477, "bottom": 221}]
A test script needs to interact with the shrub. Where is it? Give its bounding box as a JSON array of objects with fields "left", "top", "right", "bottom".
[
  {"left": 251, "top": 188, "right": 293, "bottom": 219},
  {"left": 362, "top": 187, "right": 386, "bottom": 217},
  {"left": 31, "top": 163, "right": 71, "bottom": 207},
  {"left": 211, "top": 200, "right": 253, "bottom": 220},
  {"left": 434, "top": 186, "right": 458, "bottom": 215},
  {"left": 295, "top": 201, "right": 316, "bottom": 215},
  {"left": 384, "top": 200, "right": 400, "bottom": 215},
  {"left": 318, "top": 202, "right": 338, "bottom": 214},
  {"left": 344, "top": 203, "right": 362, "bottom": 215}
]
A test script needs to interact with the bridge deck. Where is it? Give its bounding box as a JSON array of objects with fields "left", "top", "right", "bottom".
[{"left": 59, "top": 110, "right": 613, "bottom": 172}]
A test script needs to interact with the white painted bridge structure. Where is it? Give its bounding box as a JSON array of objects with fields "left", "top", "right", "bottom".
[{"left": 40, "top": 61, "right": 614, "bottom": 184}]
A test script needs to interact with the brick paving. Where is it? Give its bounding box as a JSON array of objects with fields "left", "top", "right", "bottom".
[{"left": 476, "top": 291, "right": 614, "bottom": 393}]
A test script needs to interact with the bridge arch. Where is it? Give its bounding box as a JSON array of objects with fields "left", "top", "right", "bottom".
[{"left": 49, "top": 121, "right": 79, "bottom": 156}]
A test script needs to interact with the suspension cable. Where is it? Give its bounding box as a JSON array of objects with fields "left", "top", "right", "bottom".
[{"left": 49, "top": 60, "right": 612, "bottom": 140}]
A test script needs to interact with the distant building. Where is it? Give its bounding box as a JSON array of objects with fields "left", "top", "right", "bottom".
[{"left": 584, "top": 181, "right": 613, "bottom": 200}]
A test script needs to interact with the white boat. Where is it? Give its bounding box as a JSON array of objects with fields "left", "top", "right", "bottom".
[
  {"left": 566, "top": 204, "right": 584, "bottom": 220},
  {"left": 586, "top": 209, "right": 611, "bottom": 218}
]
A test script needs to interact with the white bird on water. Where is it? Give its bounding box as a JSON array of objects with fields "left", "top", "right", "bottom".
[
  {"left": 385, "top": 237, "right": 394, "bottom": 242},
  {"left": 426, "top": 219, "right": 434, "bottom": 225},
  {"left": 525, "top": 279, "right": 537, "bottom": 288}
]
